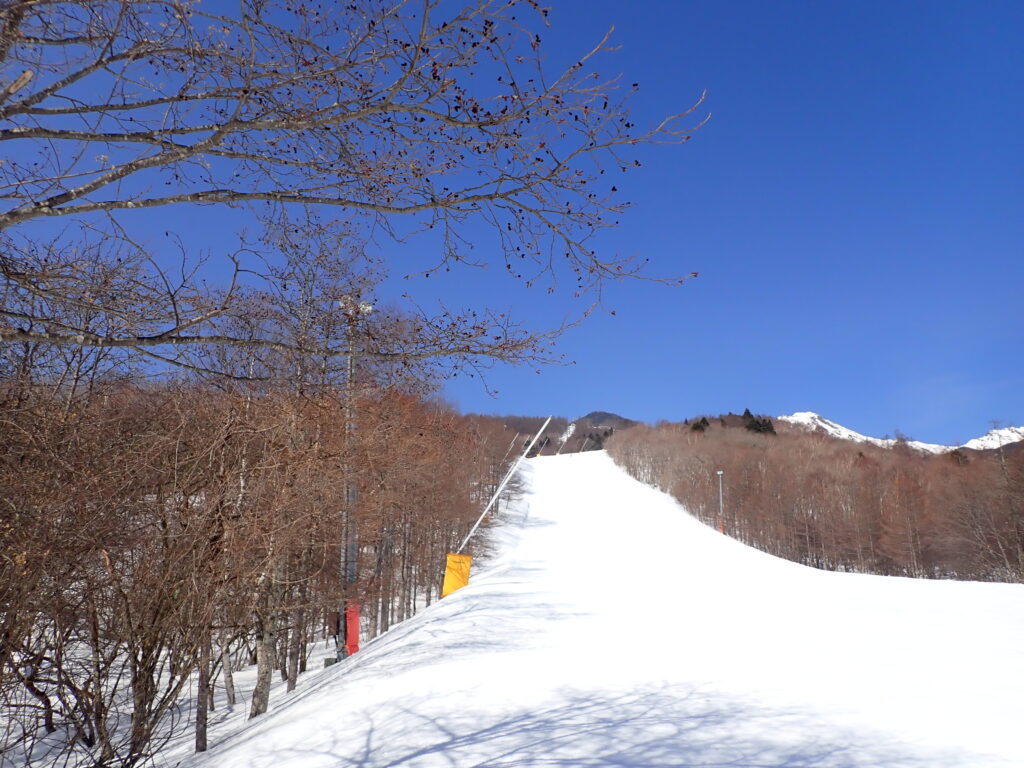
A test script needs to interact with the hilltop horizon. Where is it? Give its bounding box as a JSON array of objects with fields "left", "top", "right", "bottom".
[{"left": 471, "top": 407, "right": 1024, "bottom": 454}]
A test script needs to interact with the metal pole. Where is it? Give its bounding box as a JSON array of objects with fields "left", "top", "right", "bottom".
[
  {"left": 343, "top": 318, "right": 358, "bottom": 584},
  {"left": 338, "top": 300, "right": 372, "bottom": 660},
  {"left": 500, "top": 433, "right": 520, "bottom": 465},
  {"left": 457, "top": 417, "right": 551, "bottom": 553},
  {"left": 716, "top": 470, "right": 724, "bottom": 534}
]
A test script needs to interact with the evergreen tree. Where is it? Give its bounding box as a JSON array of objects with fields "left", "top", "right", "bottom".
[{"left": 745, "top": 416, "right": 777, "bottom": 435}]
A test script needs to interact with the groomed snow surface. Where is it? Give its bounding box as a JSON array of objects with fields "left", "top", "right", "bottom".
[{"left": 177, "top": 452, "right": 1024, "bottom": 768}]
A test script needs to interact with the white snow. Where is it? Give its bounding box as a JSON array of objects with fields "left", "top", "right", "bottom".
[
  {"left": 961, "top": 425, "right": 1024, "bottom": 451},
  {"left": 779, "top": 411, "right": 1024, "bottom": 454},
  {"left": 174, "top": 451, "right": 1024, "bottom": 768}
]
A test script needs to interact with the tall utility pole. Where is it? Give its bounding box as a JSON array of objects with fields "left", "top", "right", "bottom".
[
  {"left": 716, "top": 470, "right": 724, "bottom": 534},
  {"left": 338, "top": 298, "right": 373, "bottom": 661}
]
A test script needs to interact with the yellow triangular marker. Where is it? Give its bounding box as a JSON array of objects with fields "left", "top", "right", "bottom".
[{"left": 441, "top": 553, "right": 472, "bottom": 597}]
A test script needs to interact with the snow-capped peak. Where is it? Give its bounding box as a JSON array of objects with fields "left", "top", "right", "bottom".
[
  {"left": 777, "top": 412, "right": 1024, "bottom": 454},
  {"left": 961, "top": 426, "right": 1024, "bottom": 451},
  {"left": 779, "top": 412, "right": 890, "bottom": 447}
]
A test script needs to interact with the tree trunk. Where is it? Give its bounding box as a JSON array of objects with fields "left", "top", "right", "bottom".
[
  {"left": 379, "top": 588, "right": 390, "bottom": 634},
  {"left": 195, "top": 632, "right": 211, "bottom": 752},
  {"left": 221, "top": 639, "right": 237, "bottom": 711},
  {"left": 249, "top": 616, "right": 276, "bottom": 718},
  {"left": 286, "top": 606, "right": 303, "bottom": 692},
  {"left": 128, "top": 649, "right": 158, "bottom": 765},
  {"left": 88, "top": 605, "right": 115, "bottom": 766},
  {"left": 277, "top": 617, "right": 290, "bottom": 683}
]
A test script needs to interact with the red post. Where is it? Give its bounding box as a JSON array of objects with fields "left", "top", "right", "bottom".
[{"left": 344, "top": 603, "right": 360, "bottom": 656}]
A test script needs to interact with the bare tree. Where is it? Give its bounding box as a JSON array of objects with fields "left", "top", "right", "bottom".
[
  {"left": 1, "top": 0, "right": 703, "bottom": 368},
  {"left": 1, "top": 3, "right": 707, "bottom": 760},
  {"left": 607, "top": 417, "right": 1024, "bottom": 582}
]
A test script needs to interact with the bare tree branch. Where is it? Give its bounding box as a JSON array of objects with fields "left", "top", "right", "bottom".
[{"left": 1, "top": 0, "right": 704, "bottom": 373}]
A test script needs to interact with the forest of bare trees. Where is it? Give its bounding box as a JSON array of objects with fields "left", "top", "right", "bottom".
[
  {"left": 608, "top": 419, "right": 1024, "bottom": 583},
  {"left": 0, "top": 0, "right": 707, "bottom": 764},
  {"left": 0, "top": 367, "right": 522, "bottom": 766}
]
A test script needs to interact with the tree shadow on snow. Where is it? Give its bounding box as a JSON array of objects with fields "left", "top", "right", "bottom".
[{"left": 248, "top": 683, "right": 988, "bottom": 768}]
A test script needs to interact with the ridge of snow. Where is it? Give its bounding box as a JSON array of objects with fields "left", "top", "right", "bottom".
[
  {"left": 778, "top": 411, "right": 1024, "bottom": 454},
  {"left": 961, "top": 426, "right": 1024, "bottom": 451}
]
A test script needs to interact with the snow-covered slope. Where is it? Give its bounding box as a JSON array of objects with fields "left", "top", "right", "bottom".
[
  {"left": 176, "top": 452, "right": 1024, "bottom": 768},
  {"left": 779, "top": 411, "right": 1024, "bottom": 454},
  {"left": 961, "top": 425, "right": 1024, "bottom": 451}
]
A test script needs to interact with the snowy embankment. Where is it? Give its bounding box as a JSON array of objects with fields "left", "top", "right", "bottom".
[{"left": 175, "top": 451, "right": 1024, "bottom": 768}]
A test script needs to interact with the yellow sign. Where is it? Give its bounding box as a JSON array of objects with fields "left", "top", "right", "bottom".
[{"left": 441, "top": 553, "right": 472, "bottom": 597}]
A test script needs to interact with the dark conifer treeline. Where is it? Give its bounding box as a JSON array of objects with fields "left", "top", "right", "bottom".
[{"left": 608, "top": 420, "right": 1023, "bottom": 582}]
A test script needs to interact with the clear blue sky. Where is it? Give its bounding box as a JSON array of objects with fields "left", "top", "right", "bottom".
[
  {"left": 420, "top": 0, "right": 1023, "bottom": 445},
  {"left": 21, "top": 1, "right": 1015, "bottom": 445}
]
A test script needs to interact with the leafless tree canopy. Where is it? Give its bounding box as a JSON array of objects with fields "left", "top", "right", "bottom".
[
  {"left": 0, "top": 0, "right": 703, "bottom": 368},
  {"left": 609, "top": 419, "right": 1024, "bottom": 582},
  {"left": 0, "top": 372, "right": 529, "bottom": 766}
]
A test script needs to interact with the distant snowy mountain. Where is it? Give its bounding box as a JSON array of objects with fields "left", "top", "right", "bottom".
[
  {"left": 960, "top": 426, "right": 1024, "bottom": 451},
  {"left": 778, "top": 411, "right": 1024, "bottom": 454}
]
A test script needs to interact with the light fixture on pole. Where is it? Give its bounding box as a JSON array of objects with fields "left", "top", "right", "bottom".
[{"left": 715, "top": 470, "right": 724, "bottom": 534}]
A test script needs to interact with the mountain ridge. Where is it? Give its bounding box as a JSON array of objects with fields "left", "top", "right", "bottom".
[
  {"left": 577, "top": 410, "right": 639, "bottom": 429},
  {"left": 778, "top": 411, "right": 1024, "bottom": 454}
]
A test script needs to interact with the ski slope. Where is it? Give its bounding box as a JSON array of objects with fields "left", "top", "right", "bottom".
[{"left": 180, "top": 451, "right": 1024, "bottom": 768}]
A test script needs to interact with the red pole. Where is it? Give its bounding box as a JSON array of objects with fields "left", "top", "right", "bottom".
[{"left": 344, "top": 603, "right": 360, "bottom": 656}]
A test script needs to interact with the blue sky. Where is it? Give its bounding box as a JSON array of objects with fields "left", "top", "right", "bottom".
[
  {"left": 421, "top": 0, "right": 1023, "bottom": 445},
  {"left": 12, "top": 1, "right": 1017, "bottom": 445}
]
